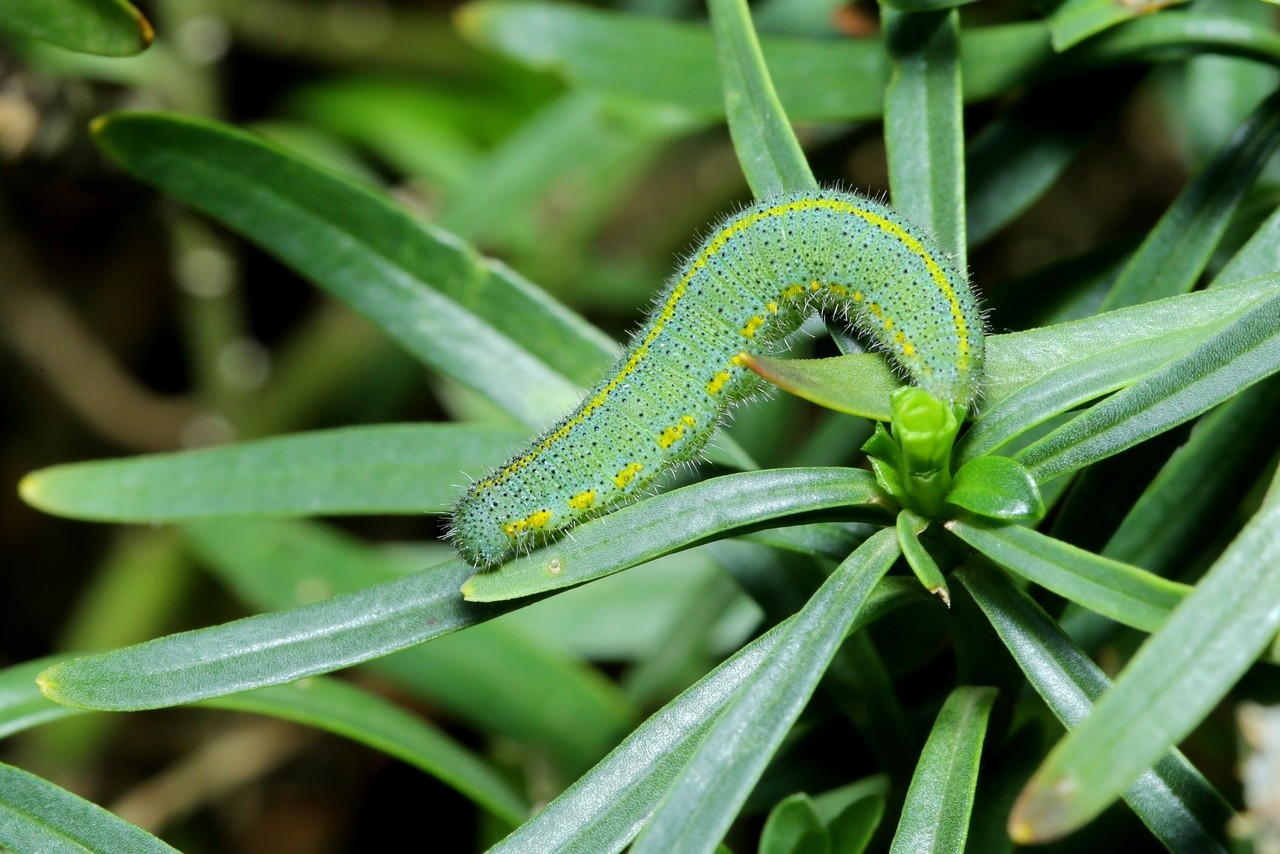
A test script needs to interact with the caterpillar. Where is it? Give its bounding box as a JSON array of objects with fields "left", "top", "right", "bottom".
[{"left": 450, "top": 189, "right": 984, "bottom": 567}]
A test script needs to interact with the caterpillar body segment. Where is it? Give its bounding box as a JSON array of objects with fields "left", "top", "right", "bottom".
[{"left": 451, "top": 189, "right": 984, "bottom": 566}]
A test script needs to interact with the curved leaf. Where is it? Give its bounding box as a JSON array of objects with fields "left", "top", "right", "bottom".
[
  {"left": 0, "top": 762, "right": 177, "bottom": 853},
  {"left": 91, "top": 111, "right": 614, "bottom": 427},
  {"left": 0, "top": 0, "right": 152, "bottom": 56}
]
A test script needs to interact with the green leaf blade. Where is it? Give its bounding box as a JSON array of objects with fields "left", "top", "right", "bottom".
[
  {"left": 462, "top": 467, "right": 888, "bottom": 601},
  {"left": 0, "top": 762, "right": 178, "bottom": 853},
  {"left": 20, "top": 424, "right": 528, "bottom": 521},
  {"left": 889, "top": 686, "right": 997, "bottom": 854},
  {"left": 883, "top": 7, "right": 966, "bottom": 263},
  {"left": 206, "top": 678, "right": 529, "bottom": 826},
  {"left": 709, "top": 0, "right": 816, "bottom": 197},
  {"left": 0, "top": 0, "right": 152, "bottom": 56},
  {"left": 1010, "top": 472, "right": 1280, "bottom": 841},
  {"left": 949, "top": 518, "right": 1189, "bottom": 632},
  {"left": 956, "top": 563, "right": 1233, "bottom": 851},
  {"left": 1017, "top": 286, "right": 1280, "bottom": 483},
  {"left": 630, "top": 529, "right": 902, "bottom": 854},
  {"left": 90, "top": 111, "right": 615, "bottom": 427},
  {"left": 947, "top": 456, "right": 1043, "bottom": 521}
]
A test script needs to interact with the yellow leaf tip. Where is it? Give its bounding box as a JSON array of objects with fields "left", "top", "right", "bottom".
[
  {"left": 34, "top": 668, "right": 59, "bottom": 701},
  {"left": 135, "top": 10, "right": 155, "bottom": 46},
  {"left": 1008, "top": 775, "right": 1079, "bottom": 844}
]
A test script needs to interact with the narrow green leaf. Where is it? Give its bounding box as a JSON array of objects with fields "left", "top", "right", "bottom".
[
  {"left": 889, "top": 686, "right": 997, "bottom": 854},
  {"left": 1009, "top": 471, "right": 1280, "bottom": 841},
  {"left": 630, "top": 529, "right": 901, "bottom": 854},
  {"left": 37, "top": 559, "right": 511, "bottom": 711},
  {"left": 0, "top": 0, "right": 152, "bottom": 56},
  {"left": 759, "top": 793, "right": 827, "bottom": 854},
  {"left": 462, "top": 467, "right": 888, "bottom": 601},
  {"left": 207, "top": 678, "right": 528, "bottom": 825},
  {"left": 947, "top": 456, "right": 1043, "bottom": 522},
  {"left": 35, "top": 469, "right": 881, "bottom": 712},
  {"left": 709, "top": 0, "right": 816, "bottom": 197},
  {"left": 91, "top": 111, "right": 616, "bottom": 427},
  {"left": 980, "top": 272, "right": 1279, "bottom": 408},
  {"left": 0, "top": 762, "right": 177, "bottom": 853},
  {"left": 489, "top": 579, "right": 915, "bottom": 853},
  {"left": 1016, "top": 285, "right": 1280, "bottom": 482},
  {"left": 1100, "top": 86, "right": 1280, "bottom": 311},
  {"left": 883, "top": 7, "right": 965, "bottom": 263},
  {"left": 742, "top": 351, "right": 899, "bottom": 421},
  {"left": 0, "top": 660, "right": 528, "bottom": 825},
  {"left": 183, "top": 518, "right": 631, "bottom": 770},
  {"left": 1049, "top": 0, "right": 1189, "bottom": 51},
  {"left": 948, "top": 517, "right": 1189, "bottom": 632},
  {"left": 897, "top": 510, "right": 949, "bottom": 604},
  {"left": 19, "top": 424, "right": 527, "bottom": 521},
  {"left": 956, "top": 562, "right": 1233, "bottom": 852}
]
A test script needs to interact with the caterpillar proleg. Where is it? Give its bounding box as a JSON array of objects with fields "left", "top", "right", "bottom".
[{"left": 451, "top": 189, "right": 984, "bottom": 566}]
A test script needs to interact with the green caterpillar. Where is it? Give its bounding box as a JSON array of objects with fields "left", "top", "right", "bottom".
[{"left": 451, "top": 189, "right": 984, "bottom": 566}]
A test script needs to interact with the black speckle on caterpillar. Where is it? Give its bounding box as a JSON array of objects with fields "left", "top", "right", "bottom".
[{"left": 450, "top": 189, "right": 985, "bottom": 566}]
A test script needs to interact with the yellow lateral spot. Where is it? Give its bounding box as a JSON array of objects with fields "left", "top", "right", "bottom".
[
  {"left": 682, "top": 415, "right": 697, "bottom": 428},
  {"left": 740, "top": 315, "right": 765, "bottom": 338},
  {"left": 706, "top": 370, "right": 732, "bottom": 395},
  {"left": 615, "top": 462, "right": 644, "bottom": 488},
  {"left": 569, "top": 490, "right": 596, "bottom": 512},
  {"left": 809, "top": 280, "right": 821, "bottom": 291},
  {"left": 766, "top": 301, "right": 779, "bottom": 314},
  {"left": 827, "top": 284, "right": 848, "bottom": 296},
  {"left": 658, "top": 423, "right": 685, "bottom": 448},
  {"left": 894, "top": 331, "right": 905, "bottom": 344},
  {"left": 782, "top": 285, "right": 805, "bottom": 299},
  {"left": 503, "top": 519, "right": 528, "bottom": 537},
  {"left": 731, "top": 353, "right": 747, "bottom": 367},
  {"left": 883, "top": 318, "right": 894, "bottom": 330},
  {"left": 528, "top": 509, "right": 553, "bottom": 529},
  {"left": 853, "top": 290, "right": 864, "bottom": 301},
  {"left": 903, "top": 343, "right": 916, "bottom": 356},
  {"left": 869, "top": 302, "right": 882, "bottom": 318}
]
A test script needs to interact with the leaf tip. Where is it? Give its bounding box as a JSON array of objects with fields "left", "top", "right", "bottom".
[
  {"left": 930, "top": 584, "right": 951, "bottom": 608},
  {"left": 35, "top": 665, "right": 63, "bottom": 703},
  {"left": 17, "top": 471, "right": 44, "bottom": 508},
  {"left": 135, "top": 9, "right": 155, "bottom": 47},
  {"left": 88, "top": 114, "right": 113, "bottom": 139},
  {"left": 1008, "top": 774, "right": 1078, "bottom": 844}
]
